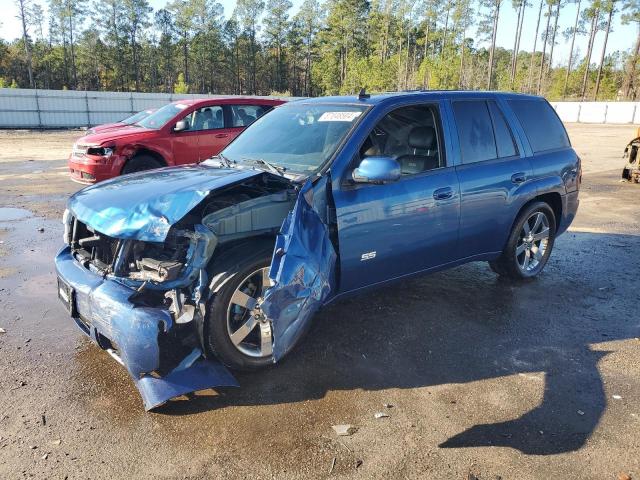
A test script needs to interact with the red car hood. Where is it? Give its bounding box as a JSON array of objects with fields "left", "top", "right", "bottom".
[
  {"left": 77, "top": 125, "right": 158, "bottom": 145},
  {"left": 89, "top": 122, "right": 126, "bottom": 134}
]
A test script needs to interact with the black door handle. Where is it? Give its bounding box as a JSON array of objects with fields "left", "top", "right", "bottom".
[
  {"left": 511, "top": 172, "right": 526, "bottom": 184},
  {"left": 433, "top": 187, "right": 454, "bottom": 200}
]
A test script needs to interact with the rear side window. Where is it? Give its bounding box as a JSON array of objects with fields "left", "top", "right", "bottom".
[
  {"left": 452, "top": 101, "right": 496, "bottom": 164},
  {"left": 508, "top": 99, "right": 570, "bottom": 152},
  {"left": 488, "top": 101, "right": 517, "bottom": 158},
  {"left": 452, "top": 100, "right": 518, "bottom": 164}
]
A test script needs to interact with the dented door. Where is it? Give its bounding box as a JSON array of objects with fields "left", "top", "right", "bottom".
[{"left": 260, "top": 176, "right": 337, "bottom": 361}]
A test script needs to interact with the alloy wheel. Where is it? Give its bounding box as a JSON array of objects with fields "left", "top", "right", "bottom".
[
  {"left": 516, "top": 211, "right": 550, "bottom": 273},
  {"left": 226, "top": 267, "right": 274, "bottom": 358}
]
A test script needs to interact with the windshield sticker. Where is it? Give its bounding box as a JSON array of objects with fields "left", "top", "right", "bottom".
[
  {"left": 318, "top": 111, "right": 362, "bottom": 122},
  {"left": 175, "top": 103, "right": 189, "bottom": 110}
]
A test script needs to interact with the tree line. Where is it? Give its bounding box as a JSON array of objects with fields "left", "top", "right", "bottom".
[{"left": 2, "top": 0, "right": 639, "bottom": 100}]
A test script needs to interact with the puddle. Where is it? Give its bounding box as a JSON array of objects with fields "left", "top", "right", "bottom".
[{"left": 0, "top": 207, "right": 33, "bottom": 221}]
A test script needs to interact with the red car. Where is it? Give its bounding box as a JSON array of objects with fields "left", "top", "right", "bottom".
[
  {"left": 87, "top": 109, "right": 155, "bottom": 135},
  {"left": 68, "top": 97, "right": 285, "bottom": 184}
]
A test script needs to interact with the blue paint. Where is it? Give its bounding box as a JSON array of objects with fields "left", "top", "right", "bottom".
[
  {"left": 69, "top": 164, "right": 261, "bottom": 241},
  {"left": 135, "top": 350, "right": 239, "bottom": 411},
  {"left": 352, "top": 156, "right": 401, "bottom": 183}
]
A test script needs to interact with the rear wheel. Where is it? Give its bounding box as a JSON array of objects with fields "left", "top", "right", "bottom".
[
  {"left": 489, "top": 202, "right": 556, "bottom": 280},
  {"left": 206, "top": 243, "right": 278, "bottom": 370},
  {"left": 121, "top": 154, "right": 163, "bottom": 175}
]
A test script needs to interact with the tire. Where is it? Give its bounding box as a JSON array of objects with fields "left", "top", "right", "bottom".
[
  {"left": 121, "top": 154, "right": 163, "bottom": 175},
  {"left": 205, "top": 240, "right": 280, "bottom": 371},
  {"left": 489, "top": 201, "right": 556, "bottom": 280}
]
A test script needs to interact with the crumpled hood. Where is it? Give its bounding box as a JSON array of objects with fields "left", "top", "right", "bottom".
[{"left": 68, "top": 165, "right": 262, "bottom": 242}]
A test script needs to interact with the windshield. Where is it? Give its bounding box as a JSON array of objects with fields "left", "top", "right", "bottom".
[
  {"left": 220, "top": 103, "right": 368, "bottom": 174},
  {"left": 137, "top": 103, "right": 189, "bottom": 129},
  {"left": 122, "top": 109, "right": 153, "bottom": 125}
]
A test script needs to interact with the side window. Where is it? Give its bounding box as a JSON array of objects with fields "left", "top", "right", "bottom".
[
  {"left": 452, "top": 100, "right": 497, "bottom": 164},
  {"left": 230, "top": 105, "right": 270, "bottom": 127},
  {"left": 508, "top": 99, "right": 570, "bottom": 152},
  {"left": 181, "top": 106, "right": 223, "bottom": 131},
  {"left": 358, "top": 104, "right": 444, "bottom": 175},
  {"left": 487, "top": 101, "right": 518, "bottom": 158}
]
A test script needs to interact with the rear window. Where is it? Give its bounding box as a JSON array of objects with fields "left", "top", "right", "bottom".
[{"left": 508, "top": 99, "right": 570, "bottom": 152}]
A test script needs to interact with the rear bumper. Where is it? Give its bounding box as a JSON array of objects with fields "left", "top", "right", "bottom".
[
  {"left": 54, "top": 246, "right": 238, "bottom": 410},
  {"left": 557, "top": 190, "right": 579, "bottom": 236}
]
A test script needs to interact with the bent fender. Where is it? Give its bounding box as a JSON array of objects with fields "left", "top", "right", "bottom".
[{"left": 261, "top": 178, "right": 337, "bottom": 361}]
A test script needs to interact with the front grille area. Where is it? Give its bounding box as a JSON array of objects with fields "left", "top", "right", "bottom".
[
  {"left": 69, "top": 215, "right": 189, "bottom": 281},
  {"left": 71, "top": 218, "right": 120, "bottom": 271}
]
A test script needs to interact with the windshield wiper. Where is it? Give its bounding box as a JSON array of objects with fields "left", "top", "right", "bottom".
[{"left": 243, "top": 158, "right": 287, "bottom": 176}]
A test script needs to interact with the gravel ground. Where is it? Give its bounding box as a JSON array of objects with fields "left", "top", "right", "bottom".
[{"left": 0, "top": 125, "right": 638, "bottom": 479}]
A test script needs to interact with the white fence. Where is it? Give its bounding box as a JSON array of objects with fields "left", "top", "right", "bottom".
[
  {"left": 0, "top": 88, "right": 289, "bottom": 129},
  {"left": 0, "top": 88, "right": 638, "bottom": 128},
  {"left": 550, "top": 101, "right": 640, "bottom": 124}
]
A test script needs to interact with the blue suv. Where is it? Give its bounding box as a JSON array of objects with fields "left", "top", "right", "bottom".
[{"left": 55, "top": 91, "right": 580, "bottom": 409}]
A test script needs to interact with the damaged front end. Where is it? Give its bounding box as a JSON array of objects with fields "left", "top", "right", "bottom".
[{"left": 55, "top": 165, "right": 309, "bottom": 410}]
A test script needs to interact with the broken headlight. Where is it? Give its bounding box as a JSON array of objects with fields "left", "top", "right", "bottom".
[{"left": 86, "top": 146, "right": 115, "bottom": 157}]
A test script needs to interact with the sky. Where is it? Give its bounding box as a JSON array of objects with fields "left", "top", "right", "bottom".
[{"left": 1, "top": 0, "right": 637, "bottom": 68}]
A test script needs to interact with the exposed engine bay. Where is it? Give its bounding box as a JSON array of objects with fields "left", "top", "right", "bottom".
[{"left": 64, "top": 172, "right": 296, "bottom": 358}]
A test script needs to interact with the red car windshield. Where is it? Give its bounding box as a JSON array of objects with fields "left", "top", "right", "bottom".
[
  {"left": 121, "top": 109, "right": 154, "bottom": 125},
  {"left": 137, "top": 103, "right": 189, "bottom": 129}
]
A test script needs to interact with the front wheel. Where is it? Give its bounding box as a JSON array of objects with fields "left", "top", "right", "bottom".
[
  {"left": 489, "top": 202, "right": 556, "bottom": 280},
  {"left": 205, "top": 243, "right": 278, "bottom": 370},
  {"left": 121, "top": 154, "right": 163, "bottom": 175}
]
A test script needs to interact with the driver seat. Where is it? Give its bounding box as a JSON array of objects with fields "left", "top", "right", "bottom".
[{"left": 396, "top": 126, "right": 439, "bottom": 174}]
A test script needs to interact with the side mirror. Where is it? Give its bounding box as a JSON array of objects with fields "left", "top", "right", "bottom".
[
  {"left": 173, "top": 120, "right": 188, "bottom": 132},
  {"left": 352, "top": 156, "right": 401, "bottom": 184}
]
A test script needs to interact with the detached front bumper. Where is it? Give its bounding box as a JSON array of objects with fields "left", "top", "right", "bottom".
[{"left": 54, "top": 246, "right": 238, "bottom": 410}]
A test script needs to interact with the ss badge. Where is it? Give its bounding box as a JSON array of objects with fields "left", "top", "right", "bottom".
[{"left": 360, "top": 251, "right": 377, "bottom": 261}]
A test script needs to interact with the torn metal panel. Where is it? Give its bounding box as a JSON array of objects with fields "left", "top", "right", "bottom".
[
  {"left": 68, "top": 165, "right": 262, "bottom": 242},
  {"left": 135, "top": 349, "right": 238, "bottom": 411},
  {"left": 261, "top": 179, "right": 337, "bottom": 361}
]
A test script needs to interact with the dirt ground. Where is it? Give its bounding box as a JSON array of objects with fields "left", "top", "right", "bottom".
[{"left": 0, "top": 124, "right": 638, "bottom": 479}]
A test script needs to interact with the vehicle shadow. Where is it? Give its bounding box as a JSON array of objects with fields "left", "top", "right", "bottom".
[{"left": 156, "top": 231, "right": 639, "bottom": 455}]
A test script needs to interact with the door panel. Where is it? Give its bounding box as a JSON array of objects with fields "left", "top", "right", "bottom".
[
  {"left": 334, "top": 168, "right": 460, "bottom": 293},
  {"left": 451, "top": 99, "right": 533, "bottom": 257},
  {"left": 171, "top": 132, "right": 200, "bottom": 165},
  {"left": 455, "top": 157, "right": 532, "bottom": 257},
  {"left": 170, "top": 109, "right": 201, "bottom": 165},
  {"left": 194, "top": 105, "right": 228, "bottom": 160}
]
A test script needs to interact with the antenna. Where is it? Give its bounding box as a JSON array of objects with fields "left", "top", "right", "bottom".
[{"left": 358, "top": 88, "right": 370, "bottom": 100}]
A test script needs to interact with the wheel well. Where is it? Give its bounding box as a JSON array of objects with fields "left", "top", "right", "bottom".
[
  {"left": 126, "top": 149, "right": 166, "bottom": 168},
  {"left": 525, "top": 192, "right": 562, "bottom": 231}
]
